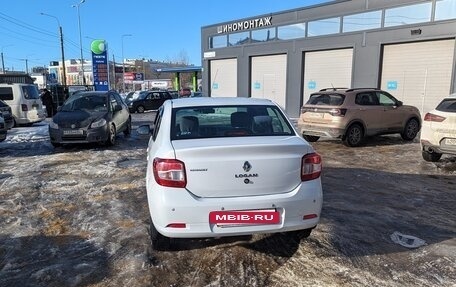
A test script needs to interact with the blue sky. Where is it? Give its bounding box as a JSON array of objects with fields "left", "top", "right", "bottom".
[{"left": 1, "top": 0, "right": 329, "bottom": 71}]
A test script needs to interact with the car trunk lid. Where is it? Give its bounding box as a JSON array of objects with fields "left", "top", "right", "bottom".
[{"left": 172, "top": 136, "right": 313, "bottom": 198}]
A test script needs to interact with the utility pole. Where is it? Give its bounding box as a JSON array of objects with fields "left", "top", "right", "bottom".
[{"left": 112, "top": 53, "right": 116, "bottom": 90}]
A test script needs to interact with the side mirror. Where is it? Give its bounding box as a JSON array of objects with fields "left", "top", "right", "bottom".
[
  {"left": 137, "top": 124, "right": 153, "bottom": 135},
  {"left": 396, "top": 101, "right": 403, "bottom": 107},
  {"left": 114, "top": 105, "right": 122, "bottom": 112},
  {"left": 57, "top": 106, "right": 62, "bottom": 112}
]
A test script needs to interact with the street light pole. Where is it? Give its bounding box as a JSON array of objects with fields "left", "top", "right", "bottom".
[
  {"left": 72, "top": 0, "right": 86, "bottom": 85},
  {"left": 121, "top": 34, "right": 132, "bottom": 93},
  {"left": 40, "top": 13, "right": 67, "bottom": 89},
  {"left": 1, "top": 45, "right": 13, "bottom": 74}
]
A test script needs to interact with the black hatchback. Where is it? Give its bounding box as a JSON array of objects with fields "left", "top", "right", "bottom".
[
  {"left": 49, "top": 91, "right": 131, "bottom": 147},
  {"left": 127, "top": 90, "right": 172, "bottom": 113}
]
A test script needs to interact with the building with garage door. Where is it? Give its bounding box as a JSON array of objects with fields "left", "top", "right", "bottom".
[{"left": 201, "top": 0, "right": 456, "bottom": 117}]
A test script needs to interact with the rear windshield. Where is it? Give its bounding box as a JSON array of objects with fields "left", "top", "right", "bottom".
[
  {"left": 306, "top": 93, "right": 345, "bottom": 106},
  {"left": 436, "top": 99, "right": 456, "bottom": 113},
  {"left": 22, "top": 85, "right": 41, "bottom": 100},
  {"left": 171, "top": 105, "right": 294, "bottom": 140}
]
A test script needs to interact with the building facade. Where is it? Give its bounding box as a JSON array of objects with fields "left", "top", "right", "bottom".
[{"left": 201, "top": 0, "right": 456, "bottom": 117}]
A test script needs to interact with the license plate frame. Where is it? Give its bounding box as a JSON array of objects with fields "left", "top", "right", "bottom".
[
  {"left": 445, "top": 138, "right": 456, "bottom": 146},
  {"left": 63, "top": 129, "right": 84, "bottom": 135},
  {"left": 209, "top": 209, "right": 280, "bottom": 226}
]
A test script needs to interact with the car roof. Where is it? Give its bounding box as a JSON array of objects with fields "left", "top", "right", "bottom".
[
  {"left": 170, "top": 97, "right": 275, "bottom": 108},
  {"left": 312, "top": 87, "right": 382, "bottom": 95}
]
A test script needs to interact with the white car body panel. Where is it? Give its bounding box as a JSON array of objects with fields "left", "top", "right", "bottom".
[
  {"left": 145, "top": 97, "right": 323, "bottom": 238},
  {"left": 420, "top": 94, "right": 456, "bottom": 156}
]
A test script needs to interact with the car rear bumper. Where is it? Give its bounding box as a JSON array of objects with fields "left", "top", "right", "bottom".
[
  {"left": 49, "top": 126, "right": 109, "bottom": 144},
  {"left": 421, "top": 139, "right": 456, "bottom": 155},
  {"left": 299, "top": 124, "right": 345, "bottom": 138},
  {"left": 147, "top": 179, "right": 323, "bottom": 238}
]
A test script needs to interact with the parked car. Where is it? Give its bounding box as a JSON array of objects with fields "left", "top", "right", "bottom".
[
  {"left": 127, "top": 90, "right": 172, "bottom": 113},
  {"left": 137, "top": 97, "right": 323, "bottom": 250},
  {"left": 0, "top": 99, "right": 14, "bottom": 129},
  {"left": 420, "top": 93, "right": 456, "bottom": 162},
  {"left": 167, "top": 90, "right": 179, "bottom": 99},
  {"left": 0, "top": 83, "right": 46, "bottom": 126},
  {"left": 297, "top": 88, "right": 421, "bottom": 147},
  {"left": 0, "top": 112, "right": 7, "bottom": 142},
  {"left": 49, "top": 91, "right": 131, "bottom": 147}
]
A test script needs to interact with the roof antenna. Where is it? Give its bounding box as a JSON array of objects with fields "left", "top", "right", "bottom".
[{"left": 331, "top": 83, "right": 335, "bottom": 91}]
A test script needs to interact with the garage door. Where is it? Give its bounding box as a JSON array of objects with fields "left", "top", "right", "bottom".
[
  {"left": 303, "top": 48, "right": 353, "bottom": 104},
  {"left": 381, "top": 39, "right": 455, "bottom": 115},
  {"left": 210, "top": 58, "right": 237, "bottom": 97},
  {"left": 251, "top": 54, "right": 287, "bottom": 109}
]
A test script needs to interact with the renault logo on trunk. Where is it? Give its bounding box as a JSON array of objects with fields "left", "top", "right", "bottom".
[{"left": 243, "top": 161, "right": 252, "bottom": 172}]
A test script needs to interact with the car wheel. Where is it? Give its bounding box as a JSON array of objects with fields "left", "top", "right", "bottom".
[
  {"left": 401, "top": 118, "right": 420, "bottom": 141},
  {"left": 51, "top": 141, "right": 61, "bottom": 148},
  {"left": 303, "top": 135, "right": 320, "bottom": 142},
  {"left": 123, "top": 118, "right": 131, "bottom": 137},
  {"left": 149, "top": 221, "right": 171, "bottom": 251},
  {"left": 137, "top": 106, "right": 145, "bottom": 113},
  {"left": 422, "top": 150, "right": 442, "bottom": 162},
  {"left": 290, "top": 227, "right": 313, "bottom": 239},
  {"left": 343, "top": 124, "right": 364, "bottom": 147},
  {"left": 105, "top": 124, "right": 116, "bottom": 146}
]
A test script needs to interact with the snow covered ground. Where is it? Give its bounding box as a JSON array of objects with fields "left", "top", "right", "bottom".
[{"left": 0, "top": 114, "right": 455, "bottom": 286}]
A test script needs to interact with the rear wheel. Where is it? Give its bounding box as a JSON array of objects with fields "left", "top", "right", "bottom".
[
  {"left": 401, "top": 118, "right": 420, "bottom": 141},
  {"left": 303, "top": 135, "right": 320, "bottom": 142},
  {"left": 123, "top": 118, "right": 131, "bottom": 136},
  {"left": 137, "top": 106, "right": 145, "bottom": 113},
  {"left": 149, "top": 221, "right": 171, "bottom": 251},
  {"left": 343, "top": 124, "right": 364, "bottom": 147},
  {"left": 105, "top": 124, "right": 116, "bottom": 146},
  {"left": 422, "top": 150, "right": 442, "bottom": 162}
]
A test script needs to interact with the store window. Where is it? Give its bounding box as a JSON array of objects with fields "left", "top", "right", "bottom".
[
  {"left": 435, "top": 0, "right": 456, "bottom": 21},
  {"left": 308, "top": 17, "right": 341, "bottom": 36},
  {"left": 277, "top": 23, "right": 306, "bottom": 40},
  {"left": 251, "top": 28, "right": 276, "bottom": 42},
  {"left": 210, "top": 35, "right": 227, "bottom": 49},
  {"left": 229, "top": 31, "right": 250, "bottom": 46},
  {"left": 343, "top": 11, "right": 382, "bottom": 32},
  {"left": 384, "top": 2, "right": 432, "bottom": 27}
]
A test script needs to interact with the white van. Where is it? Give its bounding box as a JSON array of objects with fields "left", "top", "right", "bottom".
[{"left": 0, "top": 83, "right": 47, "bottom": 126}]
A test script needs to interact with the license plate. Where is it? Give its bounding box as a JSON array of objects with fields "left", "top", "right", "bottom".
[
  {"left": 445, "top": 138, "right": 456, "bottom": 145},
  {"left": 63, "top": 129, "right": 83, "bottom": 135},
  {"left": 307, "top": 112, "right": 324, "bottom": 119},
  {"left": 209, "top": 209, "right": 280, "bottom": 226}
]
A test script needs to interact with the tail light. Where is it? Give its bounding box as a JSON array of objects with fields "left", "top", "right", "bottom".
[
  {"left": 301, "top": 153, "right": 322, "bottom": 181},
  {"left": 153, "top": 158, "right": 186, "bottom": 188},
  {"left": 424, "top": 113, "right": 445, "bottom": 122},
  {"left": 329, "top": 108, "right": 347, "bottom": 116},
  {"left": 21, "top": 104, "right": 28, "bottom": 111}
]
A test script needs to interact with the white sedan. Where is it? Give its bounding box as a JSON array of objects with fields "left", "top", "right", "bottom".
[
  {"left": 138, "top": 97, "right": 323, "bottom": 250},
  {"left": 420, "top": 93, "right": 456, "bottom": 162}
]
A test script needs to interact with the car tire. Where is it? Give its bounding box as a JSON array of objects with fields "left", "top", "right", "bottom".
[
  {"left": 51, "top": 142, "right": 61, "bottom": 148},
  {"left": 290, "top": 227, "right": 313, "bottom": 239},
  {"left": 422, "top": 150, "right": 442, "bottom": 162},
  {"left": 343, "top": 124, "right": 364, "bottom": 147},
  {"left": 105, "top": 124, "right": 116, "bottom": 146},
  {"left": 123, "top": 118, "right": 131, "bottom": 137},
  {"left": 303, "top": 135, "right": 320, "bottom": 142},
  {"left": 137, "top": 106, "right": 145, "bottom": 113},
  {"left": 401, "top": 118, "right": 420, "bottom": 141},
  {"left": 149, "top": 221, "right": 171, "bottom": 251}
]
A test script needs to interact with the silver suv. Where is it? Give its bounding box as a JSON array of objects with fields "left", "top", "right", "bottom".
[{"left": 297, "top": 88, "right": 421, "bottom": 147}]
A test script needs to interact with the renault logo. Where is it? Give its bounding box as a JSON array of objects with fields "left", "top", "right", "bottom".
[
  {"left": 243, "top": 161, "right": 252, "bottom": 172},
  {"left": 71, "top": 124, "right": 76, "bottom": 129}
]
